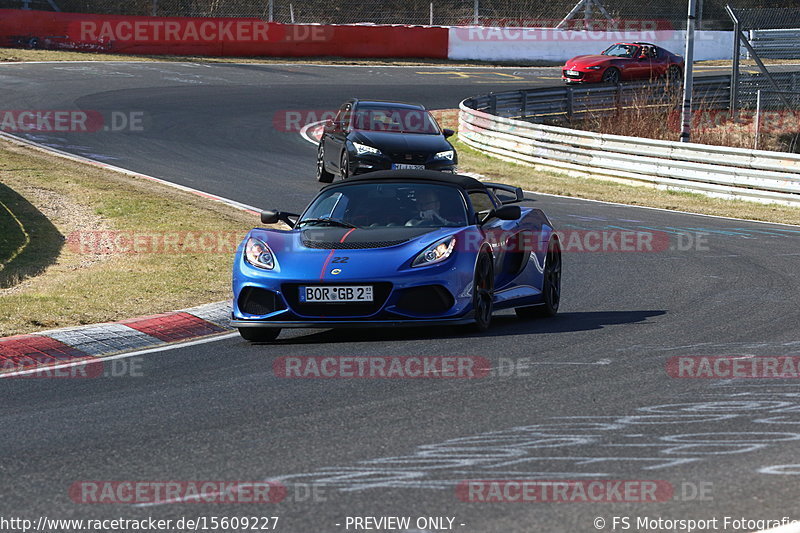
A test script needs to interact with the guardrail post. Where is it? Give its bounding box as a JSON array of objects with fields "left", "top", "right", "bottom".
[
  {"left": 566, "top": 87, "right": 574, "bottom": 123},
  {"left": 489, "top": 93, "right": 497, "bottom": 116},
  {"left": 520, "top": 91, "right": 527, "bottom": 119}
]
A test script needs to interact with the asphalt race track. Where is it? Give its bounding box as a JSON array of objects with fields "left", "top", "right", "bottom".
[{"left": 2, "top": 62, "right": 800, "bottom": 533}]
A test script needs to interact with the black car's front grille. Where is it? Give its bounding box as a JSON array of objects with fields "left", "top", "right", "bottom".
[
  {"left": 394, "top": 285, "right": 455, "bottom": 315},
  {"left": 238, "top": 287, "right": 286, "bottom": 315},
  {"left": 302, "top": 239, "right": 409, "bottom": 249},
  {"left": 563, "top": 70, "right": 584, "bottom": 79},
  {"left": 389, "top": 152, "right": 428, "bottom": 164},
  {"left": 282, "top": 282, "right": 393, "bottom": 317}
]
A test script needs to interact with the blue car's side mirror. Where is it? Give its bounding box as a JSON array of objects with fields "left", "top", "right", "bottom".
[{"left": 261, "top": 210, "right": 279, "bottom": 224}]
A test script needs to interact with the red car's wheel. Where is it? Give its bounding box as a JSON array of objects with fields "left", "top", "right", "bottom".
[
  {"left": 601, "top": 67, "right": 620, "bottom": 84},
  {"left": 667, "top": 65, "right": 682, "bottom": 83}
]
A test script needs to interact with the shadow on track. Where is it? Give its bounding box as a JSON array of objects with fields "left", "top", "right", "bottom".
[{"left": 253, "top": 309, "right": 667, "bottom": 346}]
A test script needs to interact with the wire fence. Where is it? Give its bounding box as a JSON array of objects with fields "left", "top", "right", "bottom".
[
  {"left": 3, "top": 0, "right": 800, "bottom": 29},
  {"left": 728, "top": 5, "right": 800, "bottom": 111},
  {"left": 722, "top": 5, "right": 800, "bottom": 152}
]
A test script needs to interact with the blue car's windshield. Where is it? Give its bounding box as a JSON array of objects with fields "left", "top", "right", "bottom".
[{"left": 298, "top": 182, "right": 468, "bottom": 228}]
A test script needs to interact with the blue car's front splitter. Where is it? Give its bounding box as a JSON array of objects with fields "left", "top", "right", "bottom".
[{"left": 230, "top": 314, "right": 476, "bottom": 329}]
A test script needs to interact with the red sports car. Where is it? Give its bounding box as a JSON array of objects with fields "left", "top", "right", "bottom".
[{"left": 562, "top": 42, "right": 684, "bottom": 84}]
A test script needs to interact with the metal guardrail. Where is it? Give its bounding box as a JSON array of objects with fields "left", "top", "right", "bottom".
[
  {"left": 748, "top": 28, "right": 800, "bottom": 59},
  {"left": 459, "top": 79, "right": 800, "bottom": 206},
  {"left": 464, "top": 76, "right": 732, "bottom": 123}
]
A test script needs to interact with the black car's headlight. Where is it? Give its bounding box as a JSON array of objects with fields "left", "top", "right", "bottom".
[
  {"left": 412, "top": 236, "right": 456, "bottom": 267},
  {"left": 244, "top": 237, "right": 276, "bottom": 270},
  {"left": 352, "top": 142, "right": 382, "bottom": 156},
  {"left": 433, "top": 150, "right": 455, "bottom": 161},
  {"left": 586, "top": 66, "right": 602, "bottom": 70}
]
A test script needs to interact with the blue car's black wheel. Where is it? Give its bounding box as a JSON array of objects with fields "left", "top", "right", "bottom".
[
  {"left": 316, "top": 144, "right": 334, "bottom": 183},
  {"left": 472, "top": 252, "right": 494, "bottom": 332},
  {"left": 516, "top": 238, "right": 561, "bottom": 319},
  {"left": 238, "top": 328, "right": 281, "bottom": 342},
  {"left": 340, "top": 151, "right": 350, "bottom": 180}
]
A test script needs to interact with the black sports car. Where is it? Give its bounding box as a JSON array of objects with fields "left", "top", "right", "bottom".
[{"left": 315, "top": 99, "right": 457, "bottom": 183}]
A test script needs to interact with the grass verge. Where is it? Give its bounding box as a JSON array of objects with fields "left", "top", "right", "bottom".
[
  {"left": 0, "top": 47, "right": 555, "bottom": 67},
  {"left": 452, "top": 137, "right": 800, "bottom": 226},
  {"left": 0, "top": 139, "right": 257, "bottom": 337}
]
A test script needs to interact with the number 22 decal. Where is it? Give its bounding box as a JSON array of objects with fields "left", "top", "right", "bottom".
[{"left": 332, "top": 257, "right": 349, "bottom": 263}]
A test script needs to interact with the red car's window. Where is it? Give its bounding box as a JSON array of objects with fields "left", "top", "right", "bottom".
[{"left": 602, "top": 44, "right": 639, "bottom": 58}]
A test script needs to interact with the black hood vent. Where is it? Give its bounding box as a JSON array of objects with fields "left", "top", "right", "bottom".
[
  {"left": 301, "top": 227, "right": 434, "bottom": 250},
  {"left": 303, "top": 239, "right": 409, "bottom": 249}
]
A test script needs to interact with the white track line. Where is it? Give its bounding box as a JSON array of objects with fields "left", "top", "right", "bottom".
[
  {"left": 299, "top": 120, "right": 325, "bottom": 145},
  {"left": 0, "top": 132, "right": 261, "bottom": 214},
  {"left": 0, "top": 332, "right": 238, "bottom": 379}
]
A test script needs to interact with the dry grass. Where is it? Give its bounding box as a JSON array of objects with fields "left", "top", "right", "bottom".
[
  {"left": 572, "top": 85, "right": 799, "bottom": 152},
  {"left": 452, "top": 137, "right": 800, "bottom": 226},
  {"left": 0, "top": 139, "right": 259, "bottom": 337}
]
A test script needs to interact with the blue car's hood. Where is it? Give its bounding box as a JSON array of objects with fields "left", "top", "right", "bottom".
[{"left": 247, "top": 226, "right": 464, "bottom": 281}]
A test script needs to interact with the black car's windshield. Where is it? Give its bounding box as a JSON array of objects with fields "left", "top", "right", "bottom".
[
  {"left": 350, "top": 105, "right": 441, "bottom": 134},
  {"left": 602, "top": 44, "right": 639, "bottom": 57},
  {"left": 299, "top": 182, "right": 468, "bottom": 228}
]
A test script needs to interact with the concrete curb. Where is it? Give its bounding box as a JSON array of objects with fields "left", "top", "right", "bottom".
[{"left": 0, "top": 301, "right": 234, "bottom": 375}]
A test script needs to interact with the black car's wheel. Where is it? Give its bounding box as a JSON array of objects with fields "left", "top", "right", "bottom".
[
  {"left": 602, "top": 67, "right": 620, "bottom": 84},
  {"left": 316, "top": 144, "right": 334, "bottom": 183},
  {"left": 340, "top": 151, "right": 350, "bottom": 180},
  {"left": 666, "top": 65, "right": 682, "bottom": 84},
  {"left": 516, "top": 238, "right": 561, "bottom": 319},
  {"left": 238, "top": 328, "right": 281, "bottom": 342},
  {"left": 471, "top": 252, "right": 495, "bottom": 332}
]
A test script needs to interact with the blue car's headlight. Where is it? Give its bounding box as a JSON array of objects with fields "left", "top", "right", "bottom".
[
  {"left": 244, "top": 237, "right": 276, "bottom": 270},
  {"left": 352, "top": 142, "right": 382, "bottom": 156},
  {"left": 412, "top": 236, "right": 456, "bottom": 267},
  {"left": 434, "top": 150, "right": 454, "bottom": 160}
]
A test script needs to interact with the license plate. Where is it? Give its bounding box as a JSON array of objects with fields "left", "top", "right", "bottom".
[
  {"left": 566, "top": 70, "right": 580, "bottom": 76},
  {"left": 392, "top": 163, "right": 425, "bottom": 170},
  {"left": 299, "top": 285, "right": 374, "bottom": 303}
]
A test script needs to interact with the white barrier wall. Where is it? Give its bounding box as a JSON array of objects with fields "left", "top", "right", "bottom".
[{"left": 448, "top": 28, "right": 733, "bottom": 62}]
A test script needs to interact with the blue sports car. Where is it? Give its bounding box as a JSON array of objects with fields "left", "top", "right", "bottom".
[{"left": 231, "top": 170, "right": 561, "bottom": 342}]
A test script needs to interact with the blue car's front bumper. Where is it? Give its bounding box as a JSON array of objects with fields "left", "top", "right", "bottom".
[{"left": 231, "top": 231, "right": 480, "bottom": 329}]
